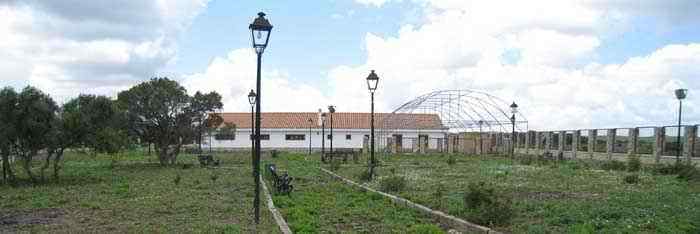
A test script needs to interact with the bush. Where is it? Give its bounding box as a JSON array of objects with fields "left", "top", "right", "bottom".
[
  {"left": 447, "top": 154, "right": 456, "bottom": 165},
  {"left": 174, "top": 174, "right": 182, "bottom": 185},
  {"left": 654, "top": 163, "right": 700, "bottom": 182},
  {"left": 463, "top": 182, "right": 513, "bottom": 226},
  {"left": 627, "top": 154, "right": 642, "bottom": 172},
  {"left": 600, "top": 160, "right": 626, "bottom": 171},
  {"left": 379, "top": 175, "right": 407, "bottom": 192},
  {"left": 407, "top": 224, "right": 444, "bottom": 234},
  {"left": 329, "top": 159, "right": 341, "bottom": 171},
  {"left": 464, "top": 182, "right": 496, "bottom": 209},
  {"left": 623, "top": 173, "right": 640, "bottom": 184},
  {"left": 356, "top": 169, "right": 373, "bottom": 182}
]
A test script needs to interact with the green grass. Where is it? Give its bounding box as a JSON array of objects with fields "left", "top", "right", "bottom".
[
  {"left": 1, "top": 151, "right": 281, "bottom": 233},
  {"left": 264, "top": 153, "right": 446, "bottom": 233},
  {"left": 330, "top": 153, "right": 700, "bottom": 233}
]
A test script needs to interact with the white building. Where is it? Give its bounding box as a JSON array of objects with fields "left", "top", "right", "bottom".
[{"left": 206, "top": 112, "right": 446, "bottom": 151}]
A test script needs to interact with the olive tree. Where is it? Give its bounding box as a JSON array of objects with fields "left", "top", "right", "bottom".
[
  {"left": 117, "top": 78, "right": 222, "bottom": 165},
  {"left": 0, "top": 87, "right": 18, "bottom": 184}
]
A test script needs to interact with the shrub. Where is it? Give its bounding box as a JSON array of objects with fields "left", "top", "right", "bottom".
[
  {"left": 356, "top": 169, "right": 373, "bottom": 182},
  {"left": 627, "top": 154, "right": 642, "bottom": 172},
  {"left": 174, "top": 174, "right": 182, "bottom": 185},
  {"left": 519, "top": 155, "right": 535, "bottom": 165},
  {"left": 463, "top": 182, "right": 513, "bottom": 226},
  {"left": 654, "top": 163, "right": 699, "bottom": 182},
  {"left": 623, "top": 173, "right": 640, "bottom": 184},
  {"left": 600, "top": 160, "right": 626, "bottom": 171},
  {"left": 433, "top": 183, "right": 447, "bottom": 209},
  {"left": 464, "top": 182, "right": 496, "bottom": 209},
  {"left": 379, "top": 175, "right": 407, "bottom": 192},
  {"left": 407, "top": 224, "right": 444, "bottom": 234},
  {"left": 210, "top": 173, "right": 219, "bottom": 184},
  {"left": 329, "top": 159, "right": 341, "bottom": 171},
  {"left": 447, "top": 154, "right": 456, "bottom": 165}
]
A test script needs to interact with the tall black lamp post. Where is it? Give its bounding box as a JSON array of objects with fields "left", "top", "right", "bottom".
[
  {"left": 478, "top": 120, "right": 484, "bottom": 154},
  {"left": 328, "top": 105, "right": 336, "bottom": 154},
  {"left": 308, "top": 118, "right": 313, "bottom": 155},
  {"left": 321, "top": 112, "right": 327, "bottom": 162},
  {"left": 366, "top": 70, "right": 379, "bottom": 179},
  {"left": 510, "top": 102, "right": 518, "bottom": 159},
  {"left": 675, "top": 89, "right": 688, "bottom": 162},
  {"left": 249, "top": 11, "right": 272, "bottom": 224},
  {"left": 248, "top": 89, "right": 256, "bottom": 176}
]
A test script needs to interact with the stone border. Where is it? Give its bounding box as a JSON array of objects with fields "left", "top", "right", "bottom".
[
  {"left": 321, "top": 168, "right": 501, "bottom": 234},
  {"left": 259, "top": 176, "right": 293, "bottom": 234}
]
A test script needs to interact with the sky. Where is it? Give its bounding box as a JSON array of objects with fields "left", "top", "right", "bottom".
[{"left": 1, "top": 0, "right": 699, "bottom": 130}]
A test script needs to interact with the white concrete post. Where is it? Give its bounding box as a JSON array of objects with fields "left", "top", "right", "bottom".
[
  {"left": 588, "top": 130, "right": 597, "bottom": 159},
  {"left": 558, "top": 131, "right": 566, "bottom": 159},
  {"left": 607, "top": 129, "right": 616, "bottom": 161},
  {"left": 545, "top": 132, "right": 552, "bottom": 155},
  {"left": 628, "top": 128, "right": 639, "bottom": 155},
  {"left": 685, "top": 126, "right": 697, "bottom": 163},
  {"left": 654, "top": 127, "right": 665, "bottom": 164},
  {"left": 572, "top": 130, "right": 580, "bottom": 159}
]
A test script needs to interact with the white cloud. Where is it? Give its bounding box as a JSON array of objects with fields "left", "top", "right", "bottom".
[
  {"left": 339, "top": 0, "right": 700, "bottom": 130},
  {"left": 182, "top": 49, "right": 328, "bottom": 113},
  {"left": 0, "top": 0, "right": 209, "bottom": 102}
]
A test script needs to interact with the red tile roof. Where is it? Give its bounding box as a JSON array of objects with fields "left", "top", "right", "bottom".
[{"left": 215, "top": 112, "right": 444, "bottom": 130}]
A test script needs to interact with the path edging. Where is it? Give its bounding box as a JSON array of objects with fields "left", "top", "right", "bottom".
[
  {"left": 321, "top": 168, "right": 501, "bottom": 234},
  {"left": 260, "top": 176, "right": 293, "bottom": 234}
]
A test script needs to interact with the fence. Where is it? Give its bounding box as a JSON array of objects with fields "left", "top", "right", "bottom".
[{"left": 509, "top": 125, "right": 699, "bottom": 164}]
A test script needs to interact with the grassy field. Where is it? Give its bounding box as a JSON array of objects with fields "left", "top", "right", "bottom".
[
  {"left": 1, "top": 151, "right": 281, "bottom": 233},
  {"left": 330, "top": 153, "right": 700, "bottom": 233},
  {"left": 264, "top": 153, "right": 446, "bottom": 233}
]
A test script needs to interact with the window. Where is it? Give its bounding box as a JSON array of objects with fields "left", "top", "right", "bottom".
[
  {"left": 346, "top": 134, "right": 352, "bottom": 140},
  {"left": 215, "top": 133, "right": 235, "bottom": 140},
  {"left": 260, "top": 134, "right": 270, "bottom": 140},
  {"left": 286, "top": 134, "right": 305, "bottom": 141}
]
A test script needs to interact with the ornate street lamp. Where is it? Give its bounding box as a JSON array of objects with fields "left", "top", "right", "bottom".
[
  {"left": 366, "top": 70, "right": 379, "bottom": 179},
  {"left": 328, "top": 105, "right": 336, "bottom": 155},
  {"left": 248, "top": 89, "right": 256, "bottom": 177},
  {"left": 675, "top": 88, "right": 688, "bottom": 162},
  {"left": 478, "top": 120, "right": 484, "bottom": 154},
  {"left": 249, "top": 11, "right": 272, "bottom": 224},
  {"left": 510, "top": 102, "right": 519, "bottom": 159},
  {"left": 308, "top": 118, "right": 313, "bottom": 155},
  {"left": 321, "top": 111, "right": 327, "bottom": 162}
]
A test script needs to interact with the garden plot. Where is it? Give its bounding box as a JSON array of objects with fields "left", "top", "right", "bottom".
[
  {"left": 329, "top": 154, "right": 700, "bottom": 233},
  {"left": 264, "top": 153, "right": 448, "bottom": 233}
]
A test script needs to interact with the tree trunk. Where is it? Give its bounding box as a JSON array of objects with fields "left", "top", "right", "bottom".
[
  {"left": 53, "top": 149, "right": 64, "bottom": 180},
  {"left": 40, "top": 149, "right": 54, "bottom": 182},
  {"left": 1, "top": 147, "right": 16, "bottom": 184},
  {"left": 22, "top": 152, "right": 37, "bottom": 183}
]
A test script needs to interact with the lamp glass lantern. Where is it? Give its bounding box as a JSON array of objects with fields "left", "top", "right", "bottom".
[
  {"left": 675, "top": 89, "right": 688, "bottom": 100},
  {"left": 366, "top": 70, "right": 379, "bottom": 92},
  {"left": 249, "top": 12, "right": 273, "bottom": 54},
  {"left": 248, "top": 90, "right": 256, "bottom": 105},
  {"left": 510, "top": 102, "right": 519, "bottom": 115}
]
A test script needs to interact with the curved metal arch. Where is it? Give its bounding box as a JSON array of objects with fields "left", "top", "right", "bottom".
[{"left": 379, "top": 89, "right": 529, "bottom": 136}]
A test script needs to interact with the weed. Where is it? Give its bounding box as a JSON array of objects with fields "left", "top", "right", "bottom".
[
  {"left": 408, "top": 224, "right": 444, "bottom": 234},
  {"left": 174, "top": 174, "right": 182, "bottom": 185},
  {"left": 654, "top": 163, "right": 700, "bottom": 182},
  {"left": 433, "top": 182, "right": 447, "bottom": 209},
  {"left": 356, "top": 169, "right": 372, "bottom": 182},
  {"left": 329, "top": 159, "right": 341, "bottom": 171},
  {"left": 626, "top": 154, "right": 641, "bottom": 172},
  {"left": 379, "top": 175, "right": 407, "bottom": 192},
  {"left": 446, "top": 154, "right": 456, "bottom": 165},
  {"left": 600, "top": 160, "right": 626, "bottom": 171},
  {"left": 463, "top": 182, "right": 513, "bottom": 226},
  {"left": 622, "top": 173, "right": 640, "bottom": 184},
  {"left": 210, "top": 173, "right": 219, "bottom": 184}
]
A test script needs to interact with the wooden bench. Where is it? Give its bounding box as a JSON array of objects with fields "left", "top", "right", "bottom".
[
  {"left": 197, "top": 154, "right": 220, "bottom": 167},
  {"left": 266, "top": 164, "right": 293, "bottom": 195}
]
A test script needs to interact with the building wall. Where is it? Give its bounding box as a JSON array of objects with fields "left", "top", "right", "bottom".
[{"left": 206, "top": 128, "right": 445, "bottom": 150}]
